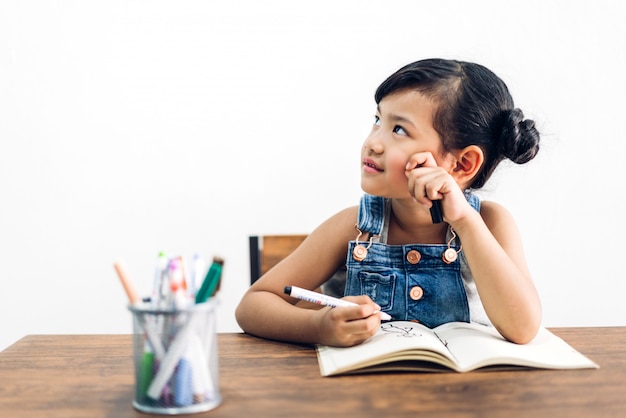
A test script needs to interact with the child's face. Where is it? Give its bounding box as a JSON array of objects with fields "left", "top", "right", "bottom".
[{"left": 361, "top": 90, "right": 454, "bottom": 199}]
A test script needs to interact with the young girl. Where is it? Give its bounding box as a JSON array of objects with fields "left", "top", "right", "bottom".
[{"left": 236, "top": 58, "right": 542, "bottom": 347}]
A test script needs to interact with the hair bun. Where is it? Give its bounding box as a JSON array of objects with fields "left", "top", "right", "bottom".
[{"left": 499, "top": 108, "right": 540, "bottom": 164}]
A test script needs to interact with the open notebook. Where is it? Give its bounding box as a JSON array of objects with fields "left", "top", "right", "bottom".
[{"left": 316, "top": 321, "right": 598, "bottom": 377}]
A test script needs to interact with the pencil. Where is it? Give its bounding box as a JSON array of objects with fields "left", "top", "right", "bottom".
[{"left": 113, "top": 260, "right": 140, "bottom": 305}]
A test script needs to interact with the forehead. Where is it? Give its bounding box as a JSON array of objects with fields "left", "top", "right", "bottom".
[{"left": 377, "top": 90, "right": 438, "bottom": 126}]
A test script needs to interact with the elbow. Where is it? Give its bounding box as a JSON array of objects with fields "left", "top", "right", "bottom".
[
  {"left": 234, "top": 294, "right": 252, "bottom": 333},
  {"left": 507, "top": 317, "right": 542, "bottom": 345},
  {"left": 497, "top": 308, "right": 543, "bottom": 345},
  {"left": 506, "top": 325, "right": 540, "bottom": 345},
  {"left": 234, "top": 302, "right": 249, "bottom": 333}
]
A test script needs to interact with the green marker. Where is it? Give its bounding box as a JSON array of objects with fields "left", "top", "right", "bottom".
[
  {"left": 195, "top": 257, "right": 224, "bottom": 303},
  {"left": 138, "top": 349, "right": 155, "bottom": 401}
]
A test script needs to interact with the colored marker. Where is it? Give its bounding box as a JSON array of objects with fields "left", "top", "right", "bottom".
[
  {"left": 138, "top": 345, "right": 155, "bottom": 400},
  {"left": 168, "top": 257, "right": 189, "bottom": 308},
  {"left": 188, "top": 332, "right": 214, "bottom": 400},
  {"left": 152, "top": 252, "right": 169, "bottom": 307},
  {"left": 147, "top": 314, "right": 198, "bottom": 400},
  {"left": 189, "top": 253, "right": 205, "bottom": 297},
  {"left": 284, "top": 286, "right": 392, "bottom": 321},
  {"left": 195, "top": 257, "right": 224, "bottom": 304},
  {"left": 173, "top": 356, "right": 193, "bottom": 406}
]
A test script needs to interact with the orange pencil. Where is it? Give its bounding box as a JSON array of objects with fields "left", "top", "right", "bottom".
[{"left": 113, "top": 260, "right": 140, "bottom": 305}]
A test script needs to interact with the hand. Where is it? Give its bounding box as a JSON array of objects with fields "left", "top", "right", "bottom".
[
  {"left": 404, "top": 152, "right": 471, "bottom": 224},
  {"left": 314, "top": 295, "right": 381, "bottom": 347}
]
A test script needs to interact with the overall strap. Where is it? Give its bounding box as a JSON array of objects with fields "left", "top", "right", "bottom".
[
  {"left": 356, "top": 194, "right": 386, "bottom": 236},
  {"left": 465, "top": 191, "right": 481, "bottom": 212},
  {"left": 357, "top": 191, "right": 481, "bottom": 237}
]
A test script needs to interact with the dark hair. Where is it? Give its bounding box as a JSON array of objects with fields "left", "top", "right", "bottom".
[{"left": 375, "top": 58, "right": 540, "bottom": 189}]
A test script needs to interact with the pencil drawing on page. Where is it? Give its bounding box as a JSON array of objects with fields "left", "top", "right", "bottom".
[{"left": 381, "top": 322, "right": 422, "bottom": 338}]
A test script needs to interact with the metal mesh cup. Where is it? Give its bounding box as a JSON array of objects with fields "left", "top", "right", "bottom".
[{"left": 128, "top": 298, "right": 221, "bottom": 414}]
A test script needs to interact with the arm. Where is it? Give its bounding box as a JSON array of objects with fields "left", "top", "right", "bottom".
[
  {"left": 235, "top": 207, "right": 382, "bottom": 347},
  {"left": 406, "top": 151, "right": 541, "bottom": 343},
  {"left": 451, "top": 201, "right": 542, "bottom": 344}
]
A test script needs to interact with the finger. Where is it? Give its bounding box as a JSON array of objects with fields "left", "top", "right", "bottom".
[
  {"left": 405, "top": 151, "right": 437, "bottom": 171},
  {"left": 354, "top": 316, "right": 382, "bottom": 341},
  {"left": 342, "top": 294, "right": 374, "bottom": 305},
  {"left": 342, "top": 314, "right": 381, "bottom": 336},
  {"left": 337, "top": 297, "right": 382, "bottom": 320},
  {"left": 344, "top": 296, "right": 382, "bottom": 315},
  {"left": 408, "top": 170, "right": 440, "bottom": 206},
  {"left": 424, "top": 179, "right": 444, "bottom": 201},
  {"left": 405, "top": 165, "right": 431, "bottom": 201}
]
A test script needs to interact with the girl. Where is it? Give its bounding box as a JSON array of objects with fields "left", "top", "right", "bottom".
[{"left": 236, "top": 58, "right": 542, "bottom": 347}]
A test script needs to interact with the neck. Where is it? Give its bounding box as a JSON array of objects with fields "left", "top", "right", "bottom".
[{"left": 387, "top": 199, "right": 448, "bottom": 245}]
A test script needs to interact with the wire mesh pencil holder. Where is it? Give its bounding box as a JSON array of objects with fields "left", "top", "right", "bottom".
[{"left": 128, "top": 298, "right": 221, "bottom": 415}]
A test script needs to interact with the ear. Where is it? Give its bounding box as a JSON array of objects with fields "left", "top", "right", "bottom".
[{"left": 450, "top": 145, "right": 484, "bottom": 188}]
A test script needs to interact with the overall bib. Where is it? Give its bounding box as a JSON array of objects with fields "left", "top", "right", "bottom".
[{"left": 344, "top": 193, "right": 481, "bottom": 328}]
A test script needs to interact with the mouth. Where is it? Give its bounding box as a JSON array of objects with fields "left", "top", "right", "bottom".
[{"left": 363, "top": 158, "right": 383, "bottom": 172}]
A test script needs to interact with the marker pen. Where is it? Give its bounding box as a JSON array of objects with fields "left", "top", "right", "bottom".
[
  {"left": 147, "top": 314, "right": 199, "bottom": 400},
  {"left": 195, "top": 257, "right": 224, "bottom": 304},
  {"left": 284, "top": 286, "right": 392, "bottom": 321},
  {"left": 189, "top": 253, "right": 205, "bottom": 297},
  {"left": 188, "top": 332, "right": 214, "bottom": 401},
  {"left": 173, "top": 355, "right": 193, "bottom": 406},
  {"left": 168, "top": 257, "right": 189, "bottom": 308},
  {"left": 430, "top": 200, "right": 444, "bottom": 224},
  {"left": 138, "top": 344, "right": 155, "bottom": 401},
  {"left": 152, "top": 252, "right": 168, "bottom": 307}
]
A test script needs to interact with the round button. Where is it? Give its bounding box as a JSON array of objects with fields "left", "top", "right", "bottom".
[
  {"left": 442, "top": 248, "right": 458, "bottom": 264},
  {"left": 406, "top": 250, "right": 421, "bottom": 264},
  {"left": 352, "top": 245, "right": 368, "bottom": 261},
  {"left": 410, "top": 286, "right": 424, "bottom": 301}
]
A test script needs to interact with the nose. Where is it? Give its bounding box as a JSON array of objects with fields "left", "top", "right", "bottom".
[{"left": 363, "top": 132, "right": 384, "bottom": 155}]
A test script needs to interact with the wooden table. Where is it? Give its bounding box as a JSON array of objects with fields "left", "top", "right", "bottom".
[{"left": 0, "top": 328, "right": 624, "bottom": 417}]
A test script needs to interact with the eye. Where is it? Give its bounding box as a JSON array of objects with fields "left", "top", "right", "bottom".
[
  {"left": 373, "top": 115, "right": 381, "bottom": 126},
  {"left": 393, "top": 125, "right": 407, "bottom": 135}
]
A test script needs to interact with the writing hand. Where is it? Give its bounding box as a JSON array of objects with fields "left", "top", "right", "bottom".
[{"left": 315, "top": 295, "right": 382, "bottom": 347}]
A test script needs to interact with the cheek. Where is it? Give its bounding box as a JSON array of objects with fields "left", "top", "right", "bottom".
[{"left": 387, "top": 152, "right": 410, "bottom": 181}]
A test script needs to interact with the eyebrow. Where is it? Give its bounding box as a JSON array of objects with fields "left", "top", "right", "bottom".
[{"left": 376, "top": 105, "right": 416, "bottom": 128}]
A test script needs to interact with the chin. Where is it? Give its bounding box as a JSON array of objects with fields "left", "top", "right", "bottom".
[
  {"left": 360, "top": 182, "right": 376, "bottom": 195},
  {"left": 360, "top": 181, "right": 392, "bottom": 197}
]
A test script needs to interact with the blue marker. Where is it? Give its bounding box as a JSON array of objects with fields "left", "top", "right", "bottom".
[{"left": 173, "top": 357, "right": 193, "bottom": 406}]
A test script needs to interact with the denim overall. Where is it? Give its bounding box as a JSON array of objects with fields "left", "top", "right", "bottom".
[{"left": 344, "top": 193, "right": 481, "bottom": 328}]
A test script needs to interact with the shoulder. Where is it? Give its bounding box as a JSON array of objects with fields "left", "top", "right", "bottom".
[
  {"left": 299, "top": 206, "right": 359, "bottom": 261},
  {"left": 479, "top": 200, "right": 521, "bottom": 238},
  {"left": 284, "top": 206, "right": 358, "bottom": 279},
  {"left": 479, "top": 199, "right": 511, "bottom": 215},
  {"left": 312, "top": 206, "right": 359, "bottom": 238}
]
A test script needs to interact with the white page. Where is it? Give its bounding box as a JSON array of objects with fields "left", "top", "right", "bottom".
[
  {"left": 317, "top": 321, "right": 454, "bottom": 376},
  {"left": 435, "top": 322, "right": 599, "bottom": 372}
]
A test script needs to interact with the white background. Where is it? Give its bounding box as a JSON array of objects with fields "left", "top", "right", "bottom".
[{"left": 1, "top": 0, "right": 625, "bottom": 350}]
